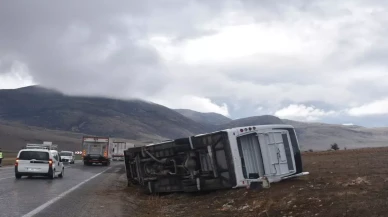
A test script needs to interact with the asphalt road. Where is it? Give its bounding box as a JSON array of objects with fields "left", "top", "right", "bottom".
[{"left": 0, "top": 161, "right": 130, "bottom": 217}]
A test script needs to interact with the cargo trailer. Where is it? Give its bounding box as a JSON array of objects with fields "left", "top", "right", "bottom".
[{"left": 82, "top": 136, "right": 112, "bottom": 166}]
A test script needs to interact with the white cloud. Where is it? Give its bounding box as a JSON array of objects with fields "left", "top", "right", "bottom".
[
  {"left": 274, "top": 104, "right": 336, "bottom": 121},
  {"left": 180, "top": 24, "right": 306, "bottom": 64},
  {"left": 151, "top": 95, "right": 229, "bottom": 117},
  {"left": 0, "top": 73, "right": 34, "bottom": 89},
  {"left": 347, "top": 98, "right": 388, "bottom": 116},
  {"left": 0, "top": 61, "right": 35, "bottom": 89},
  {"left": 2, "top": 1, "right": 388, "bottom": 126}
]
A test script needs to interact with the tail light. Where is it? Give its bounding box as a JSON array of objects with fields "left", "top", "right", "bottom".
[
  {"left": 48, "top": 159, "right": 53, "bottom": 168},
  {"left": 15, "top": 158, "right": 19, "bottom": 166}
]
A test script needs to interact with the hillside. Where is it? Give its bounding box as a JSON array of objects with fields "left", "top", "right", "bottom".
[
  {"left": 175, "top": 109, "right": 232, "bottom": 125},
  {"left": 0, "top": 120, "right": 81, "bottom": 151},
  {"left": 0, "top": 120, "right": 146, "bottom": 151},
  {"left": 282, "top": 119, "right": 388, "bottom": 150},
  {"left": 175, "top": 109, "right": 284, "bottom": 130},
  {"left": 218, "top": 115, "right": 284, "bottom": 129},
  {"left": 177, "top": 109, "right": 388, "bottom": 151},
  {"left": 0, "top": 86, "right": 211, "bottom": 142},
  {"left": 2, "top": 86, "right": 388, "bottom": 152}
]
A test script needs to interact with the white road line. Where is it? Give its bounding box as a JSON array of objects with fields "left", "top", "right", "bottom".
[
  {"left": 21, "top": 167, "right": 112, "bottom": 217},
  {"left": 0, "top": 176, "right": 13, "bottom": 181}
]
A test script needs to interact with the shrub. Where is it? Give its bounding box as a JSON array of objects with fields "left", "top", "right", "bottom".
[{"left": 330, "top": 143, "right": 339, "bottom": 151}]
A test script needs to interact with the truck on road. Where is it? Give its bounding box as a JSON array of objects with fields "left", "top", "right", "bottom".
[
  {"left": 82, "top": 136, "right": 112, "bottom": 166},
  {"left": 112, "top": 141, "right": 134, "bottom": 161}
]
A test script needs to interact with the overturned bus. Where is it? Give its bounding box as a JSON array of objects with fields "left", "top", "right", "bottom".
[{"left": 124, "top": 124, "right": 309, "bottom": 193}]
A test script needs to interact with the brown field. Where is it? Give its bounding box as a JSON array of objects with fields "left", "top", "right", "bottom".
[
  {"left": 128, "top": 147, "right": 388, "bottom": 217},
  {"left": 1, "top": 151, "right": 17, "bottom": 166},
  {"left": 1, "top": 158, "right": 15, "bottom": 166}
]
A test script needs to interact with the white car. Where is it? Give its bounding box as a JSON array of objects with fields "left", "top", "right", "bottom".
[
  {"left": 59, "top": 151, "right": 75, "bottom": 164},
  {"left": 15, "top": 148, "right": 65, "bottom": 179}
]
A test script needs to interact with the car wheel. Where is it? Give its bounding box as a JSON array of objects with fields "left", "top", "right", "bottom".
[
  {"left": 59, "top": 168, "right": 64, "bottom": 178},
  {"left": 49, "top": 170, "right": 55, "bottom": 179},
  {"left": 15, "top": 174, "right": 22, "bottom": 179}
]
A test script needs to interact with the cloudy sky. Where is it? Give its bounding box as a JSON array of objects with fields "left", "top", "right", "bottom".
[{"left": 1, "top": 0, "right": 388, "bottom": 127}]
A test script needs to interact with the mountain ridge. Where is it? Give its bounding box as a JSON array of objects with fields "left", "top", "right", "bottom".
[
  {"left": 0, "top": 86, "right": 211, "bottom": 141},
  {"left": 174, "top": 109, "right": 232, "bottom": 126},
  {"left": 2, "top": 85, "right": 388, "bottom": 151}
]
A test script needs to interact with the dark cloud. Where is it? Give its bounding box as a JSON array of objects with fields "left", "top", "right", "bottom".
[
  {"left": 0, "top": 0, "right": 227, "bottom": 98},
  {"left": 0, "top": 58, "right": 14, "bottom": 75},
  {"left": 1, "top": 0, "right": 388, "bottom": 127}
]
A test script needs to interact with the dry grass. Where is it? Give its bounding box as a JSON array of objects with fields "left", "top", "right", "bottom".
[
  {"left": 1, "top": 151, "right": 17, "bottom": 166},
  {"left": 125, "top": 147, "right": 388, "bottom": 217},
  {"left": 2, "top": 158, "right": 15, "bottom": 166}
]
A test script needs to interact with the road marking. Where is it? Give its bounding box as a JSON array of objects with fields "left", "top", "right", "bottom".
[
  {"left": 0, "top": 176, "right": 13, "bottom": 181},
  {"left": 21, "top": 167, "right": 112, "bottom": 217}
]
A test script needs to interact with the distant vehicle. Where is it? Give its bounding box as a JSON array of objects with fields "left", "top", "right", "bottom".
[
  {"left": 112, "top": 142, "right": 134, "bottom": 161},
  {"left": 59, "top": 151, "right": 75, "bottom": 164},
  {"left": 15, "top": 143, "right": 64, "bottom": 179},
  {"left": 124, "top": 124, "right": 309, "bottom": 194},
  {"left": 82, "top": 136, "right": 112, "bottom": 166}
]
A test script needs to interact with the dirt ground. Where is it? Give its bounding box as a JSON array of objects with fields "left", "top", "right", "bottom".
[{"left": 125, "top": 147, "right": 388, "bottom": 217}]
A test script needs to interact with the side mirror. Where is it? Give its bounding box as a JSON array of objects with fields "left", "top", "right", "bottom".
[{"left": 59, "top": 157, "right": 63, "bottom": 162}]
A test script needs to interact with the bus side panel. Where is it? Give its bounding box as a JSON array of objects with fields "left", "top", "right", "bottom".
[
  {"left": 191, "top": 131, "right": 237, "bottom": 190},
  {"left": 124, "top": 134, "right": 237, "bottom": 193}
]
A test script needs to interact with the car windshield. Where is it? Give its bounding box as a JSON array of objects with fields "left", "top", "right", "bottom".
[
  {"left": 60, "top": 152, "right": 72, "bottom": 156},
  {"left": 19, "top": 151, "right": 49, "bottom": 160}
]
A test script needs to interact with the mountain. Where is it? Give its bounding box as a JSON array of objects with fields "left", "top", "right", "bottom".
[
  {"left": 282, "top": 119, "right": 388, "bottom": 151},
  {"left": 0, "top": 120, "right": 81, "bottom": 151},
  {"left": 174, "top": 109, "right": 232, "bottom": 125},
  {"left": 3, "top": 86, "right": 388, "bottom": 152},
  {"left": 0, "top": 120, "right": 146, "bottom": 151},
  {"left": 177, "top": 109, "right": 388, "bottom": 151},
  {"left": 0, "top": 86, "right": 211, "bottom": 142},
  {"left": 175, "top": 109, "right": 284, "bottom": 129},
  {"left": 218, "top": 115, "right": 284, "bottom": 130}
]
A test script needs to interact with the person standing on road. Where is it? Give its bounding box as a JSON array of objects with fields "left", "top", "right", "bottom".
[{"left": 0, "top": 148, "right": 3, "bottom": 167}]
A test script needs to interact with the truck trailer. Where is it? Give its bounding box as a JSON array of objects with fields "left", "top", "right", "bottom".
[
  {"left": 124, "top": 124, "right": 309, "bottom": 194},
  {"left": 82, "top": 136, "right": 112, "bottom": 166},
  {"left": 112, "top": 141, "right": 134, "bottom": 161}
]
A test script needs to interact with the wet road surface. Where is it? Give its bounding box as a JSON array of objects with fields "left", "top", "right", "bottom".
[{"left": 0, "top": 161, "right": 126, "bottom": 217}]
